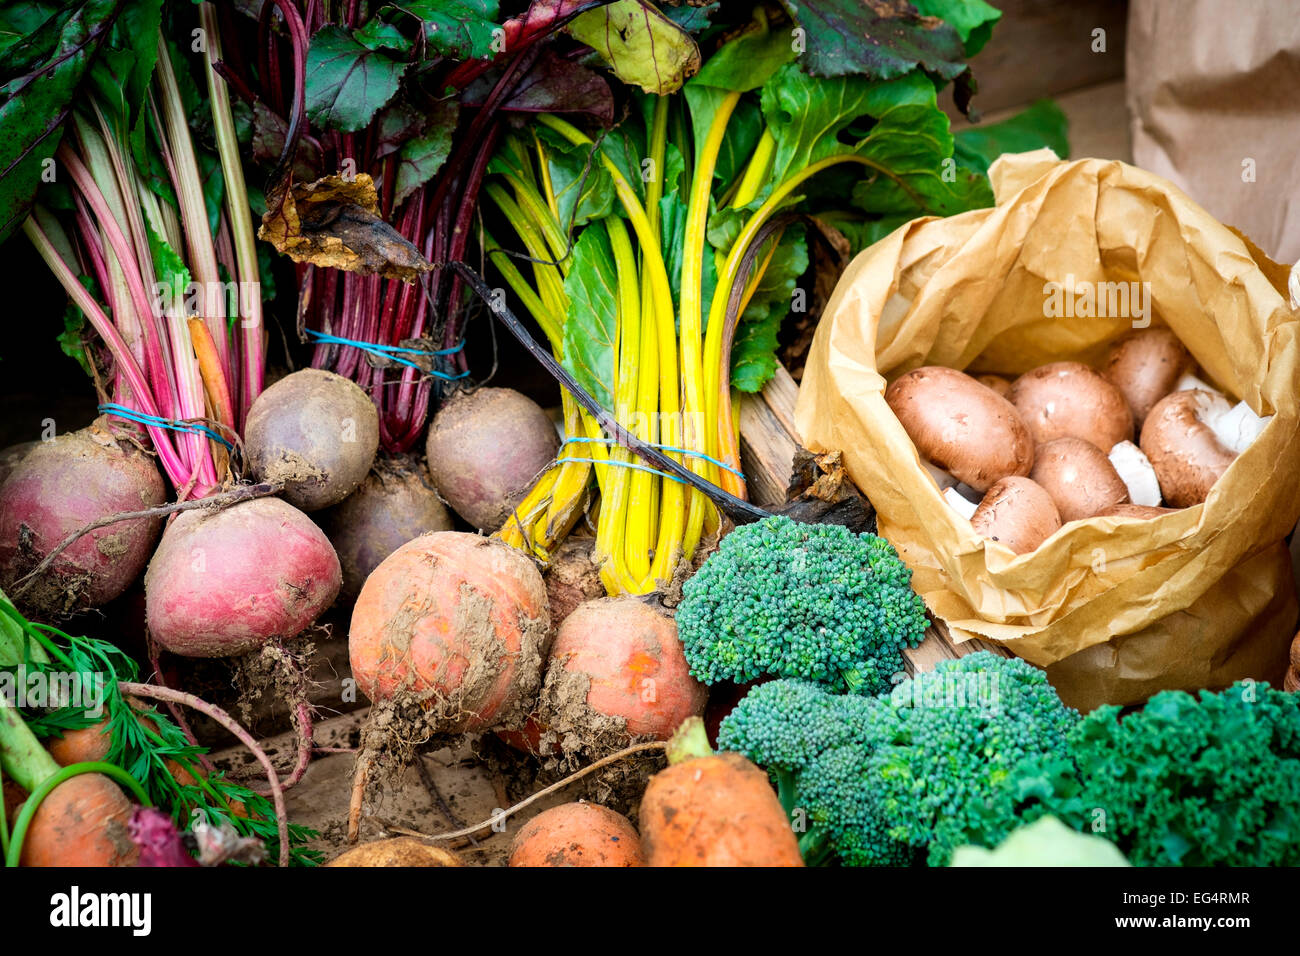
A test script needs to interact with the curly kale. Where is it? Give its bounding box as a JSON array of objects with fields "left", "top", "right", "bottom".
[
  {"left": 869, "top": 652, "right": 1079, "bottom": 865},
  {"left": 1061, "top": 682, "right": 1300, "bottom": 867},
  {"left": 677, "top": 515, "right": 928, "bottom": 694}
]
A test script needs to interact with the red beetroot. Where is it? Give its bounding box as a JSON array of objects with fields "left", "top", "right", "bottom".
[
  {"left": 320, "top": 455, "right": 453, "bottom": 603},
  {"left": 425, "top": 388, "right": 559, "bottom": 531},
  {"left": 144, "top": 497, "right": 340, "bottom": 657},
  {"left": 0, "top": 421, "right": 165, "bottom": 616},
  {"left": 533, "top": 597, "right": 707, "bottom": 757},
  {"left": 349, "top": 531, "right": 550, "bottom": 732}
]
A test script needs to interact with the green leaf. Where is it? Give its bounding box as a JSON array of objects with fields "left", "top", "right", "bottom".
[
  {"left": 778, "top": 0, "right": 967, "bottom": 80},
  {"left": 398, "top": 0, "right": 501, "bottom": 60},
  {"left": 761, "top": 66, "right": 992, "bottom": 217},
  {"left": 353, "top": 18, "right": 413, "bottom": 53},
  {"left": 589, "top": 119, "right": 646, "bottom": 204},
  {"left": 58, "top": 274, "right": 97, "bottom": 376},
  {"left": 692, "top": 19, "right": 795, "bottom": 92},
  {"left": 0, "top": 3, "right": 65, "bottom": 63},
  {"left": 538, "top": 127, "right": 616, "bottom": 231},
  {"left": 305, "top": 25, "right": 408, "bottom": 133},
  {"left": 569, "top": 0, "right": 701, "bottom": 95},
  {"left": 911, "top": 0, "right": 1002, "bottom": 57},
  {"left": 561, "top": 222, "right": 618, "bottom": 410},
  {"left": 393, "top": 99, "right": 457, "bottom": 205},
  {"left": 730, "top": 301, "right": 783, "bottom": 393},
  {"left": 0, "top": 0, "right": 123, "bottom": 244},
  {"left": 953, "top": 99, "right": 1069, "bottom": 176},
  {"left": 662, "top": 2, "right": 718, "bottom": 33},
  {"left": 730, "top": 228, "right": 808, "bottom": 392},
  {"left": 658, "top": 190, "right": 716, "bottom": 322},
  {"left": 146, "top": 221, "right": 192, "bottom": 311}
]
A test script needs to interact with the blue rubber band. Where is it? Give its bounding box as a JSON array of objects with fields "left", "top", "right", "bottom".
[
  {"left": 560, "top": 437, "right": 745, "bottom": 481},
  {"left": 550, "top": 457, "right": 690, "bottom": 485},
  {"left": 98, "top": 404, "right": 235, "bottom": 452},
  {"left": 304, "top": 329, "right": 469, "bottom": 380}
]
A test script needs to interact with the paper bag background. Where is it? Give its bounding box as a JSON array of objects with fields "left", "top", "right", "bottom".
[
  {"left": 1127, "top": 0, "right": 1300, "bottom": 264},
  {"left": 795, "top": 151, "right": 1300, "bottom": 711}
]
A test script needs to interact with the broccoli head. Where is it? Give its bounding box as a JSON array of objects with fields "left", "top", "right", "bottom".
[
  {"left": 677, "top": 515, "right": 928, "bottom": 694},
  {"left": 717, "top": 678, "right": 915, "bottom": 866},
  {"left": 869, "top": 652, "right": 1079, "bottom": 865},
  {"left": 1063, "top": 681, "right": 1300, "bottom": 867}
]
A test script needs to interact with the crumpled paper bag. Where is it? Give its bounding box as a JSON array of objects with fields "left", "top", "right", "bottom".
[{"left": 795, "top": 150, "right": 1300, "bottom": 710}]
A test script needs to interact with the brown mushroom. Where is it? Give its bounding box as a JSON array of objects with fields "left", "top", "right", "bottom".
[
  {"left": 970, "top": 476, "right": 1062, "bottom": 554},
  {"left": 1029, "top": 437, "right": 1130, "bottom": 523},
  {"left": 1009, "top": 361, "right": 1134, "bottom": 450},
  {"left": 975, "top": 374, "right": 1012, "bottom": 398},
  {"left": 885, "top": 366, "right": 1035, "bottom": 493},
  {"left": 1097, "top": 503, "right": 1179, "bottom": 519},
  {"left": 1139, "top": 389, "right": 1239, "bottom": 506},
  {"left": 1104, "top": 327, "right": 1193, "bottom": 425}
]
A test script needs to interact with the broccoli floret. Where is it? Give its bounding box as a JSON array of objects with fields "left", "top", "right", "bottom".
[
  {"left": 869, "top": 652, "right": 1079, "bottom": 865},
  {"left": 718, "top": 678, "right": 914, "bottom": 866},
  {"left": 677, "top": 515, "right": 929, "bottom": 694},
  {"left": 1063, "top": 682, "right": 1300, "bottom": 867}
]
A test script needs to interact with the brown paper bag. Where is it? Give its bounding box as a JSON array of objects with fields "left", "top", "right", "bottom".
[{"left": 795, "top": 150, "right": 1300, "bottom": 710}]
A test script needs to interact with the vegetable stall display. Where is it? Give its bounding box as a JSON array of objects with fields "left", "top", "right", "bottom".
[{"left": 1, "top": 0, "right": 1295, "bottom": 875}]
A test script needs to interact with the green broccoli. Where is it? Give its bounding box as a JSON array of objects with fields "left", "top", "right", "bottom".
[
  {"left": 869, "top": 652, "right": 1079, "bottom": 865},
  {"left": 717, "top": 678, "right": 915, "bottom": 866},
  {"left": 677, "top": 515, "right": 928, "bottom": 694},
  {"left": 1059, "top": 681, "right": 1300, "bottom": 867}
]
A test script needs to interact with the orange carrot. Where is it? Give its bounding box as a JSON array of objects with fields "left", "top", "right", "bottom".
[{"left": 638, "top": 717, "right": 804, "bottom": 867}]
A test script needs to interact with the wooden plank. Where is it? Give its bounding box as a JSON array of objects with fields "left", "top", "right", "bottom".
[{"left": 737, "top": 364, "right": 801, "bottom": 508}]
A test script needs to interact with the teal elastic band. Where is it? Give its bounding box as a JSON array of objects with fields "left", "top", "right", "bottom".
[
  {"left": 561, "top": 437, "right": 745, "bottom": 481},
  {"left": 305, "top": 329, "right": 469, "bottom": 379},
  {"left": 98, "top": 403, "right": 235, "bottom": 452}
]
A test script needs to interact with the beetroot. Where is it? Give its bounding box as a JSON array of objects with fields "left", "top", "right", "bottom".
[
  {"left": 0, "top": 422, "right": 165, "bottom": 616},
  {"left": 425, "top": 387, "right": 559, "bottom": 530},
  {"left": 244, "top": 369, "right": 380, "bottom": 512},
  {"left": 320, "top": 455, "right": 453, "bottom": 603},
  {"left": 533, "top": 597, "right": 707, "bottom": 758},
  {"left": 144, "top": 497, "right": 341, "bottom": 657},
  {"left": 349, "top": 531, "right": 550, "bottom": 732},
  {"left": 0, "top": 441, "right": 36, "bottom": 486}
]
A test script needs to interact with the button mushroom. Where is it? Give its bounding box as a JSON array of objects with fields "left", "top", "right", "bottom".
[
  {"left": 1009, "top": 361, "right": 1134, "bottom": 451},
  {"left": 1029, "top": 437, "right": 1130, "bottom": 522},
  {"left": 970, "top": 476, "right": 1062, "bottom": 555},
  {"left": 1139, "top": 389, "right": 1239, "bottom": 506},
  {"left": 885, "top": 366, "right": 1035, "bottom": 494},
  {"left": 1107, "top": 440, "right": 1163, "bottom": 508},
  {"left": 1103, "top": 327, "right": 1192, "bottom": 425}
]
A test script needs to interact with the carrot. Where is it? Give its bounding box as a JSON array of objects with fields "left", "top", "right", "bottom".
[
  {"left": 18, "top": 772, "right": 139, "bottom": 867},
  {"left": 509, "top": 802, "right": 644, "bottom": 867},
  {"left": 1, "top": 700, "right": 141, "bottom": 867},
  {"left": 638, "top": 717, "right": 804, "bottom": 867},
  {"left": 44, "top": 701, "right": 249, "bottom": 817}
]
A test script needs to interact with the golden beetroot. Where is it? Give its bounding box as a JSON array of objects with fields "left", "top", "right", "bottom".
[{"left": 509, "top": 802, "right": 644, "bottom": 867}]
